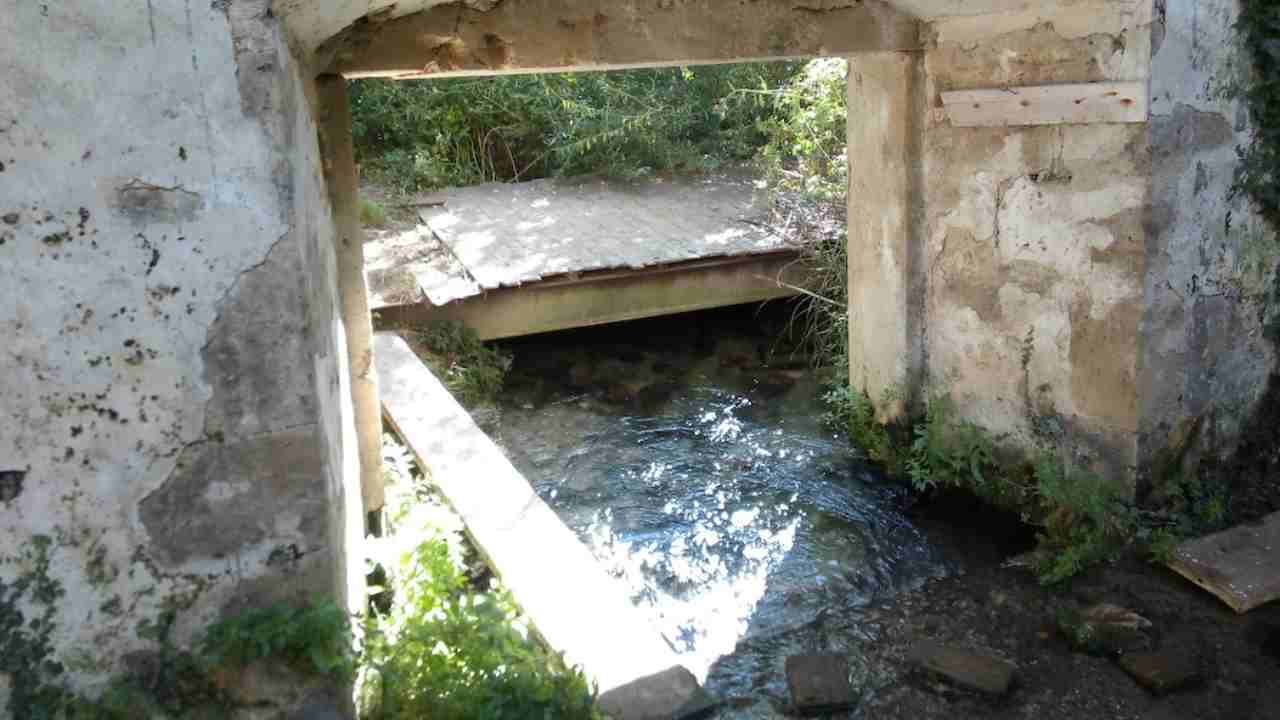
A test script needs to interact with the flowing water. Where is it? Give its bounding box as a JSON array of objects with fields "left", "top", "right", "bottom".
[{"left": 490, "top": 307, "right": 981, "bottom": 715}]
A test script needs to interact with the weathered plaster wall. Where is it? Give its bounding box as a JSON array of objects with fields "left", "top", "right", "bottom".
[
  {"left": 1139, "top": 0, "right": 1279, "bottom": 494},
  {"left": 0, "top": 0, "right": 360, "bottom": 707},
  {"left": 919, "top": 0, "right": 1154, "bottom": 479}
]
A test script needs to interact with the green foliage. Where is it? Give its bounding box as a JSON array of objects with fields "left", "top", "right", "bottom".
[
  {"left": 830, "top": 391, "right": 1149, "bottom": 585},
  {"left": 199, "top": 596, "right": 357, "bottom": 680},
  {"left": 755, "top": 58, "right": 849, "bottom": 203},
  {"left": 1031, "top": 453, "right": 1135, "bottom": 585},
  {"left": 360, "top": 196, "right": 389, "bottom": 227},
  {"left": 905, "top": 394, "right": 1024, "bottom": 510},
  {"left": 350, "top": 62, "right": 802, "bottom": 193},
  {"left": 408, "top": 321, "right": 512, "bottom": 405},
  {"left": 1, "top": 535, "right": 70, "bottom": 719},
  {"left": 1235, "top": 0, "right": 1280, "bottom": 230},
  {"left": 1138, "top": 469, "right": 1233, "bottom": 564},
  {"left": 822, "top": 385, "right": 900, "bottom": 472},
  {"left": 750, "top": 60, "right": 850, "bottom": 380},
  {"left": 362, "top": 503, "right": 599, "bottom": 719}
]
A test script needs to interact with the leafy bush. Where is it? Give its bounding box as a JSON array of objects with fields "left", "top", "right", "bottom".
[
  {"left": 350, "top": 63, "right": 802, "bottom": 193},
  {"left": 362, "top": 451, "right": 600, "bottom": 720},
  {"left": 360, "top": 196, "right": 389, "bottom": 227},
  {"left": 905, "top": 394, "right": 1025, "bottom": 510},
  {"left": 1031, "top": 453, "right": 1135, "bottom": 584},
  {"left": 363, "top": 538, "right": 599, "bottom": 720},
  {"left": 751, "top": 60, "right": 850, "bottom": 384},
  {"left": 200, "top": 596, "right": 357, "bottom": 680},
  {"left": 407, "top": 321, "right": 512, "bottom": 405},
  {"left": 756, "top": 58, "right": 849, "bottom": 203}
]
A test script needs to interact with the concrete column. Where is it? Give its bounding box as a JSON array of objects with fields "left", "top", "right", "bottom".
[
  {"left": 846, "top": 52, "right": 925, "bottom": 421},
  {"left": 317, "top": 74, "right": 385, "bottom": 514}
]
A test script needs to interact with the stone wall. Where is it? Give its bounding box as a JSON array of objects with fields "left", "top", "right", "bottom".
[
  {"left": 0, "top": 0, "right": 361, "bottom": 706},
  {"left": 1139, "top": 0, "right": 1279, "bottom": 497},
  {"left": 916, "top": 0, "right": 1154, "bottom": 480}
]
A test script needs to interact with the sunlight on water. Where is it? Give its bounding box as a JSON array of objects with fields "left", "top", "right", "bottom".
[{"left": 496, "top": 346, "right": 954, "bottom": 708}]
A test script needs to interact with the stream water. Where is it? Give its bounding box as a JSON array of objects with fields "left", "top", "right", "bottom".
[{"left": 489, "top": 305, "right": 992, "bottom": 715}]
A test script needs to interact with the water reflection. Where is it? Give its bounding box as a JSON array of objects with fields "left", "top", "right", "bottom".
[{"left": 495, "top": 340, "right": 954, "bottom": 706}]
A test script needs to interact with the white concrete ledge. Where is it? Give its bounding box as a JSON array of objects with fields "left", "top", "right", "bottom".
[{"left": 373, "top": 333, "right": 680, "bottom": 693}]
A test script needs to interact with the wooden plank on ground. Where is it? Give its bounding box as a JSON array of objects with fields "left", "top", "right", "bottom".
[
  {"left": 374, "top": 333, "right": 681, "bottom": 692},
  {"left": 1166, "top": 511, "right": 1280, "bottom": 613},
  {"left": 941, "top": 81, "right": 1148, "bottom": 127}
]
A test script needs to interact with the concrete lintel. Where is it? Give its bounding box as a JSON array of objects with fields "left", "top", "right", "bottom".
[
  {"left": 374, "top": 333, "right": 680, "bottom": 692},
  {"left": 321, "top": 0, "right": 919, "bottom": 77},
  {"left": 376, "top": 253, "right": 807, "bottom": 341}
]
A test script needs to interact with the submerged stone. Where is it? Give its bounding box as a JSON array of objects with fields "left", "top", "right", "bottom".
[
  {"left": 785, "top": 653, "right": 857, "bottom": 715},
  {"left": 907, "top": 640, "right": 1015, "bottom": 695}
]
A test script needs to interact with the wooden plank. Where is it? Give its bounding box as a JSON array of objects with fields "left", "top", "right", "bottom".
[
  {"left": 1166, "top": 511, "right": 1280, "bottom": 613},
  {"left": 941, "top": 81, "right": 1148, "bottom": 127},
  {"left": 417, "top": 173, "right": 786, "bottom": 294},
  {"left": 404, "top": 230, "right": 481, "bottom": 306},
  {"left": 374, "top": 333, "right": 681, "bottom": 691}
]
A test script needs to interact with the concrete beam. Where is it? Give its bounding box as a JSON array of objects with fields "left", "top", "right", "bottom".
[
  {"left": 846, "top": 52, "right": 925, "bottom": 420},
  {"left": 375, "top": 253, "right": 807, "bottom": 341},
  {"left": 321, "top": 0, "right": 919, "bottom": 78},
  {"left": 374, "top": 333, "right": 681, "bottom": 692},
  {"left": 317, "top": 76, "right": 385, "bottom": 514}
]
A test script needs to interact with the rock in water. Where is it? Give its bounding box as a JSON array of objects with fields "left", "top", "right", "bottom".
[
  {"left": 785, "top": 653, "right": 857, "bottom": 715},
  {"left": 596, "top": 665, "right": 718, "bottom": 720},
  {"left": 907, "top": 640, "right": 1015, "bottom": 695}
]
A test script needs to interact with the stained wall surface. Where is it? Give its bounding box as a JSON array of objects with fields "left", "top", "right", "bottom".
[
  {"left": 917, "top": 0, "right": 1155, "bottom": 480},
  {"left": 1139, "top": 0, "right": 1279, "bottom": 494},
  {"left": 0, "top": 0, "right": 362, "bottom": 706}
]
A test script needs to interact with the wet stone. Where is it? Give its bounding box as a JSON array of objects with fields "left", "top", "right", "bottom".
[
  {"left": 785, "top": 653, "right": 857, "bottom": 715},
  {"left": 907, "top": 640, "right": 1015, "bottom": 695},
  {"left": 596, "top": 665, "right": 718, "bottom": 720},
  {"left": 1119, "top": 648, "right": 1201, "bottom": 695}
]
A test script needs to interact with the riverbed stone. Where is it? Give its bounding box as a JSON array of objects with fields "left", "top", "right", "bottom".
[
  {"left": 596, "top": 665, "right": 717, "bottom": 720},
  {"left": 1061, "top": 603, "right": 1153, "bottom": 656},
  {"left": 1119, "top": 648, "right": 1201, "bottom": 695},
  {"left": 907, "top": 640, "right": 1015, "bottom": 695},
  {"left": 785, "top": 653, "right": 857, "bottom": 715}
]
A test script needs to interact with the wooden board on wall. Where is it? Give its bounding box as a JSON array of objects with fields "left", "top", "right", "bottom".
[{"left": 942, "top": 81, "right": 1148, "bottom": 127}]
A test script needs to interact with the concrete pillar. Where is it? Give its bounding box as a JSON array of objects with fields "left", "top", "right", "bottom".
[
  {"left": 317, "top": 75, "right": 385, "bottom": 514},
  {"left": 846, "top": 52, "right": 925, "bottom": 421}
]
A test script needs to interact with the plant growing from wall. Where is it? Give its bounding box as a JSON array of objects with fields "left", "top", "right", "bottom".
[
  {"left": 822, "top": 385, "right": 902, "bottom": 472},
  {"left": 905, "top": 394, "right": 1025, "bottom": 512},
  {"left": 1031, "top": 452, "right": 1137, "bottom": 584},
  {"left": 199, "top": 596, "right": 357, "bottom": 681}
]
